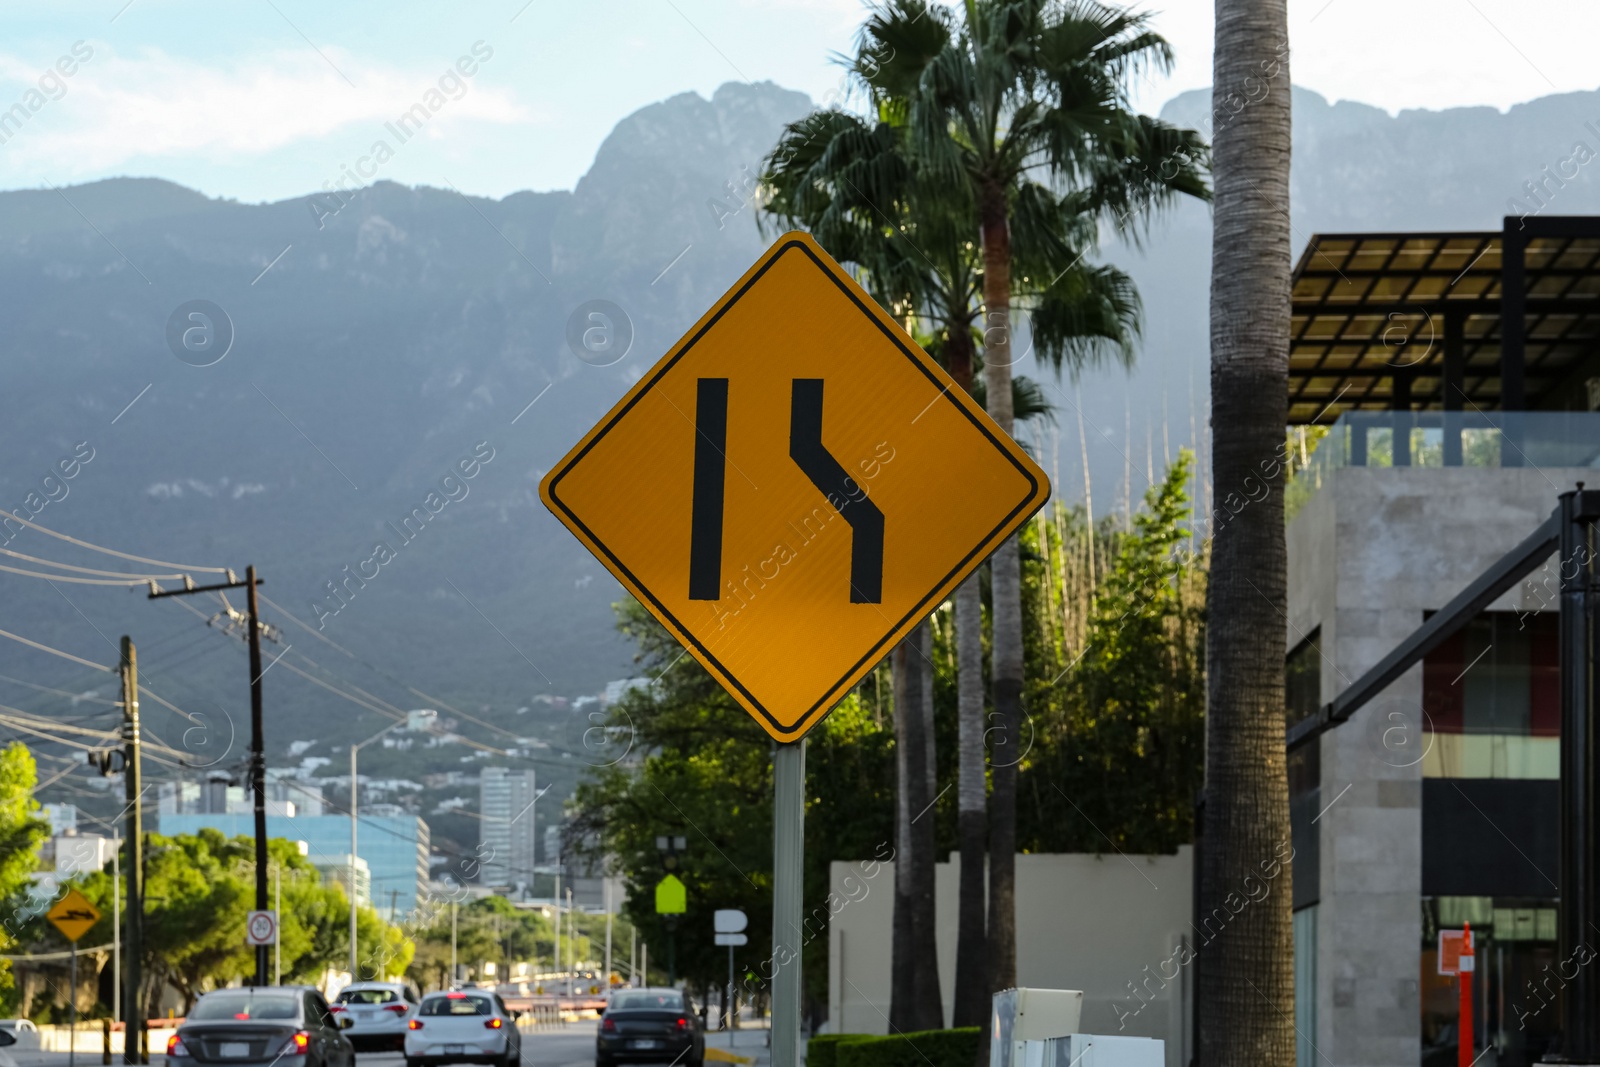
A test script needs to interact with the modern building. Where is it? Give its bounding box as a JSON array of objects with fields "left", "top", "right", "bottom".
[
  {"left": 479, "top": 767, "right": 540, "bottom": 890},
  {"left": 314, "top": 853, "right": 372, "bottom": 907},
  {"left": 1279, "top": 217, "right": 1600, "bottom": 1064},
  {"left": 158, "top": 805, "right": 429, "bottom": 916}
]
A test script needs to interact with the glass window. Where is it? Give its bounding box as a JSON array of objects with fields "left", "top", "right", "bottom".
[
  {"left": 190, "top": 993, "right": 301, "bottom": 1021},
  {"left": 1422, "top": 613, "right": 1559, "bottom": 779},
  {"left": 1421, "top": 896, "right": 1559, "bottom": 1065},
  {"left": 1286, "top": 630, "right": 1322, "bottom": 727},
  {"left": 420, "top": 995, "right": 492, "bottom": 1016},
  {"left": 608, "top": 992, "right": 685, "bottom": 1012},
  {"left": 337, "top": 988, "right": 399, "bottom": 1005}
]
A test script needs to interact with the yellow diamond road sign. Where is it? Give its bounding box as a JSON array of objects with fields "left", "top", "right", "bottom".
[
  {"left": 541, "top": 231, "right": 1050, "bottom": 741},
  {"left": 47, "top": 886, "right": 101, "bottom": 943}
]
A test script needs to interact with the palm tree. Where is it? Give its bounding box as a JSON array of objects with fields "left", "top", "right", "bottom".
[
  {"left": 1201, "top": 0, "right": 1294, "bottom": 1056},
  {"left": 846, "top": 0, "right": 1207, "bottom": 998},
  {"left": 764, "top": 94, "right": 1141, "bottom": 1027}
]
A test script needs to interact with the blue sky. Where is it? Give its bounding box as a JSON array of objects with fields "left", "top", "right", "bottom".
[{"left": 1, "top": 0, "right": 1595, "bottom": 203}]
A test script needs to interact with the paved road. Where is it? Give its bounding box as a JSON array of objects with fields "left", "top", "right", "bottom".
[{"left": 7, "top": 1022, "right": 770, "bottom": 1067}]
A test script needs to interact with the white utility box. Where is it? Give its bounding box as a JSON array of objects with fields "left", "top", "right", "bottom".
[
  {"left": 990, "top": 989, "right": 1084, "bottom": 1067},
  {"left": 1023, "top": 1034, "right": 1165, "bottom": 1067}
]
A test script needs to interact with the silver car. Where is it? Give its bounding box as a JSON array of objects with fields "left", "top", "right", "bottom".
[{"left": 332, "top": 982, "right": 418, "bottom": 1052}]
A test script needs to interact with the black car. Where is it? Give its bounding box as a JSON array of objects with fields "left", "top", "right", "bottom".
[
  {"left": 168, "top": 987, "right": 355, "bottom": 1067},
  {"left": 596, "top": 989, "right": 703, "bottom": 1067}
]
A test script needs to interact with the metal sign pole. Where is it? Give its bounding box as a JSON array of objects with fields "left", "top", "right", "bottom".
[
  {"left": 771, "top": 740, "right": 805, "bottom": 1067},
  {"left": 69, "top": 940, "right": 77, "bottom": 1067}
]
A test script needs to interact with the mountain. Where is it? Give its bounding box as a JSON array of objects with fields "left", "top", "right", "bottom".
[
  {"left": 6, "top": 75, "right": 1600, "bottom": 836},
  {"left": 0, "top": 81, "right": 810, "bottom": 805}
]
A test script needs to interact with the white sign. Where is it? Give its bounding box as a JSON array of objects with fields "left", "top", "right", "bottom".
[
  {"left": 245, "top": 910, "right": 278, "bottom": 946},
  {"left": 714, "top": 909, "right": 748, "bottom": 934},
  {"left": 715, "top": 933, "right": 748, "bottom": 947}
]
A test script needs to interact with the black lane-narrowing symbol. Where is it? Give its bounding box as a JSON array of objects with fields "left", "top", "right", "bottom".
[{"left": 687, "top": 377, "right": 884, "bottom": 604}]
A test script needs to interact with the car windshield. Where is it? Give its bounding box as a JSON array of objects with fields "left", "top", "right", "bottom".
[
  {"left": 337, "top": 988, "right": 400, "bottom": 1005},
  {"left": 609, "top": 992, "right": 684, "bottom": 1012},
  {"left": 189, "top": 993, "right": 300, "bottom": 1021},
  {"left": 420, "top": 995, "right": 492, "bottom": 1016}
]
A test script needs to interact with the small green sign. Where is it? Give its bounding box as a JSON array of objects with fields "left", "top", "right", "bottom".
[{"left": 655, "top": 874, "right": 687, "bottom": 914}]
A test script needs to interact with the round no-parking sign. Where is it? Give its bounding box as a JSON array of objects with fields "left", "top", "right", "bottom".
[{"left": 246, "top": 910, "right": 279, "bottom": 946}]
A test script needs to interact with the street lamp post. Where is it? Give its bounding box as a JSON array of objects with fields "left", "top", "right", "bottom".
[{"left": 350, "top": 722, "right": 404, "bottom": 977}]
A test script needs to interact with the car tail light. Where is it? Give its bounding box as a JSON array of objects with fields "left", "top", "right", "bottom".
[
  {"left": 676, "top": 1018, "right": 688, "bottom": 1031},
  {"left": 484, "top": 1018, "right": 503, "bottom": 1030},
  {"left": 278, "top": 1033, "right": 310, "bottom": 1057},
  {"left": 384, "top": 1004, "right": 408, "bottom": 1015},
  {"left": 167, "top": 1036, "right": 189, "bottom": 1057},
  {"left": 601, "top": 1018, "right": 616, "bottom": 1033},
  {"left": 329, "top": 1005, "right": 346, "bottom": 1014},
  {"left": 408, "top": 1019, "right": 424, "bottom": 1030}
]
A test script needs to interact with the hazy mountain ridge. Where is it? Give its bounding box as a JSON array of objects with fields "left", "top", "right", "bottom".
[{"left": 3, "top": 78, "right": 1599, "bottom": 768}]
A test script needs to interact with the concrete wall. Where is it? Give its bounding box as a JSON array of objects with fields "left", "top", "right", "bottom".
[
  {"left": 1286, "top": 465, "right": 1581, "bottom": 1066},
  {"left": 828, "top": 848, "right": 1193, "bottom": 1067}
]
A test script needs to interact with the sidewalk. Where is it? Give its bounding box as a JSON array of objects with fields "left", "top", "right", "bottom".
[{"left": 704, "top": 1023, "right": 772, "bottom": 1066}]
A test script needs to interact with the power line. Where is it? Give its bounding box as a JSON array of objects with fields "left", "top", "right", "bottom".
[
  {"left": 0, "top": 544, "right": 185, "bottom": 581},
  {"left": 0, "top": 509, "right": 229, "bottom": 574},
  {"left": 0, "top": 626, "right": 112, "bottom": 672}
]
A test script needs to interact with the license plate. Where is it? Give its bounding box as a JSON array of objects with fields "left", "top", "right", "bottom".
[
  {"left": 444, "top": 1045, "right": 465, "bottom": 1055},
  {"left": 220, "top": 1043, "right": 251, "bottom": 1058},
  {"left": 630, "top": 1040, "right": 661, "bottom": 1050}
]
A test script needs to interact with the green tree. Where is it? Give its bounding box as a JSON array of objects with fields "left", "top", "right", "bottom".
[
  {"left": 0, "top": 744, "right": 51, "bottom": 1014},
  {"left": 10, "top": 830, "right": 411, "bottom": 1015},
  {"left": 1019, "top": 451, "right": 1206, "bottom": 854},
  {"left": 572, "top": 600, "right": 895, "bottom": 1017},
  {"left": 842, "top": 0, "right": 1207, "bottom": 1000}
]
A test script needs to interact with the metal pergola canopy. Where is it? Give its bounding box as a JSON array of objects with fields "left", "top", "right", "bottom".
[{"left": 1288, "top": 217, "right": 1600, "bottom": 425}]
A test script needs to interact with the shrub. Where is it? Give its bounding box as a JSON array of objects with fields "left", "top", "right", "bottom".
[
  {"left": 834, "top": 1028, "right": 982, "bottom": 1067},
  {"left": 807, "top": 1033, "right": 870, "bottom": 1067}
]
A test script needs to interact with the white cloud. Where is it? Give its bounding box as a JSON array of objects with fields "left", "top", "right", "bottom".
[{"left": 0, "top": 42, "right": 536, "bottom": 176}]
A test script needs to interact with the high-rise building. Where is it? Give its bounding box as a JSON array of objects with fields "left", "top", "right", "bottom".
[{"left": 478, "top": 767, "right": 538, "bottom": 890}]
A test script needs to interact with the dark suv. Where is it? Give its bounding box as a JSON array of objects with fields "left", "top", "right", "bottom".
[{"left": 596, "top": 989, "right": 702, "bottom": 1067}]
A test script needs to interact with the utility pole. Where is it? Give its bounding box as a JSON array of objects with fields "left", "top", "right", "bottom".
[
  {"left": 148, "top": 568, "right": 271, "bottom": 985},
  {"left": 450, "top": 901, "right": 458, "bottom": 986},
  {"left": 120, "top": 637, "right": 143, "bottom": 1066}
]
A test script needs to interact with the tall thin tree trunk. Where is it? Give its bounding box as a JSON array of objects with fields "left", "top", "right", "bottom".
[
  {"left": 911, "top": 620, "right": 942, "bottom": 1030},
  {"left": 946, "top": 321, "right": 990, "bottom": 1029},
  {"left": 979, "top": 180, "right": 1021, "bottom": 1004},
  {"left": 891, "top": 638, "right": 915, "bottom": 1031},
  {"left": 890, "top": 621, "right": 942, "bottom": 1032},
  {"left": 1201, "top": 0, "right": 1295, "bottom": 1061}
]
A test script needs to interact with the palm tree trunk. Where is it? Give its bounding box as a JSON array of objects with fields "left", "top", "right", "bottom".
[
  {"left": 945, "top": 322, "right": 991, "bottom": 1029},
  {"left": 890, "top": 622, "right": 941, "bottom": 1032},
  {"left": 1201, "top": 0, "right": 1295, "bottom": 1060},
  {"left": 910, "top": 620, "right": 943, "bottom": 1030},
  {"left": 979, "top": 179, "right": 1021, "bottom": 1003}
]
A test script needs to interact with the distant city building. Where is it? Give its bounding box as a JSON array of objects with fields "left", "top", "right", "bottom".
[
  {"left": 43, "top": 804, "right": 76, "bottom": 836},
  {"left": 479, "top": 767, "right": 540, "bottom": 890},
  {"left": 314, "top": 853, "right": 372, "bottom": 906},
  {"left": 406, "top": 709, "right": 438, "bottom": 732},
  {"left": 158, "top": 809, "right": 429, "bottom": 915},
  {"left": 159, "top": 777, "right": 303, "bottom": 817},
  {"left": 46, "top": 833, "right": 115, "bottom": 875}
]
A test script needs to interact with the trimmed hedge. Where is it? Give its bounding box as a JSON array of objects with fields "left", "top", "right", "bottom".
[
  {"left": 807, "top": 1033, "right": 868, "bottom": 1067},
  {"left": 833, "top": 1028, "right": 982, "bottom": 1067}
]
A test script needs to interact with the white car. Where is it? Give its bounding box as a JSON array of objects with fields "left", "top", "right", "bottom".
[
  {"left": 332, "top": 982, "right": 418, "bottom": 1052},
  {"left": 0, "top": 1021, "right": 36, "bottom": 1053},
  {"left": 403, "top": 991, "right": 521, "bottom": 1067}
]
